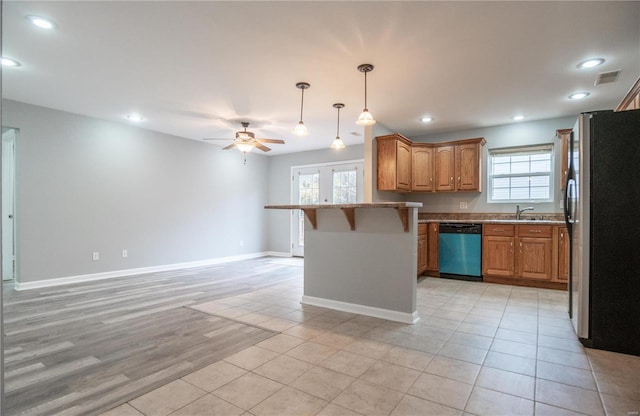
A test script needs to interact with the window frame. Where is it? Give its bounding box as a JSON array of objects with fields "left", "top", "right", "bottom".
[{"left": 487, "top": 144, "right": 555, "bottom": 204}]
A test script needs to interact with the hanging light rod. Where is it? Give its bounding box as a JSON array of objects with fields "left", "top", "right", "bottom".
[
  {"left": 331, "top": 103, "right": 346, "bottom": 150},
  {"left": 293, "top": 82, "right": 310, "bottom": 136},
  {"left": 356, "top": 64, "right": 376, "bottom": 127}
]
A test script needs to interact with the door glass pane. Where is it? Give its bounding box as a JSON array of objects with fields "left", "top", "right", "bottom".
[{"left": 332, "top": 169, "right": 357, "bottom": 203}]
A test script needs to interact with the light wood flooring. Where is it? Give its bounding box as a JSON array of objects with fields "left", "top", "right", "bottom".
[{"left": 3, "top": 257, "right": 303, "bottom": 416}]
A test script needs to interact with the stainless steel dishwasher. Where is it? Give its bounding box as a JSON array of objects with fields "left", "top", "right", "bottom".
[{"left": 439, "top": 223, "right": 482, "bottom": 281}]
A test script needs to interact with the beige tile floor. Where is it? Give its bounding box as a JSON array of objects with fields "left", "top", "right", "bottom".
[{"left": 101, "top": 276, "right": 640, "bottom": 416}]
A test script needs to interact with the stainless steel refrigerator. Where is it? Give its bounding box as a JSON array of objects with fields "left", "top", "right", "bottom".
[{"left": 564, "top": 109, "right": 640, "bottom": 356}]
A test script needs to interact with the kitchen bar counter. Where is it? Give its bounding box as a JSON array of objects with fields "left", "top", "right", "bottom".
[
  {"left": 266, "top": 202, "right": 422, "bottom": 232},
  {"left": 265, "top": 202, "right": 423, "bottom": 324}
]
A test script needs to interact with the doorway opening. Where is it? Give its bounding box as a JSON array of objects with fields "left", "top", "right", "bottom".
[
  {"left": 291, "top": 160, "right": 363, "bottom": 257},
  {"left": 2, "top": 127, "right": 17, "bottom": 281}
]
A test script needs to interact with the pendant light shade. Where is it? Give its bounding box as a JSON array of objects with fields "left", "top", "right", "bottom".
[
  {"left": 331, "top": 103, "right": 346, "bottom": 150},
  {"left": 293, "top": 82, "right": 310, "bottom": 135},
  {"left": 356, "top": 64, "right": 376, "bottom": 126}
]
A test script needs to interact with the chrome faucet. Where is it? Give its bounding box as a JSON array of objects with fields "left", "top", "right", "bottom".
[{"left": 516, "top": 205, "right": 534, "bottom": 220}]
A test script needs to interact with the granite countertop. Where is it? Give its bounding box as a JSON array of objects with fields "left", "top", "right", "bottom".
[
  {"left": 418, "top": 218, "right": 565, "bottom": 225},
  {"left": 265, "top": 202, "right": 423, "bottom": 209}
]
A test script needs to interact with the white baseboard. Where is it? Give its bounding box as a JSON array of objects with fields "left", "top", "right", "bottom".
[
  {"left": 302, "top": 295, "right": 420, "bottom": 324},
  {"left": 264, "top": 251, "right": 293, "bottom": 258},
  {"left": 14, "top": 252, "right": 273, "bottom": 291}
]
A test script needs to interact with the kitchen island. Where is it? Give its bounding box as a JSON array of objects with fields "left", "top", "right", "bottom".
[{"left": 265, "top": 202, "right": 422, "bottom": 323}]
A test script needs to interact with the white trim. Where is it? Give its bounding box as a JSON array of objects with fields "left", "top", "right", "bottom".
[
  {"left": 301, "top": 295, "right": 420, "bottom": 324},
  {"left": 264, "top": 251, "right": 293, "bottom": 258},
  {"left": 290, "top": 158, "right": 364, "bottom": 170},
  {"left": 14, "top": 252, "right": 271, "bottom": 291}
]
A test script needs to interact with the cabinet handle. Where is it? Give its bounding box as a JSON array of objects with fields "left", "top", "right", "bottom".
[
  {"left": 450, "top": 176, "right": 453, "bottom": 185},
  {"left": 528, "top": 229, "right": 542, "bottom": 233},
  {"left": 495, "top": 228, "right": 505, "bottom": 232},
  {"left": 458, "top": 176, "right": 461, "bottom": 186},
  {"left": 520, "top": 241, "right": 523, "bottom": 254},
  {"left": 430, "top": 177, "right": 433, "bottom": 183},
  {"left": 560, "top": 232, "right": 564, "bottom": 239}
]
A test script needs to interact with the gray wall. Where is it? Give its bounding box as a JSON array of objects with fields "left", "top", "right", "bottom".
[
  {"left": 408, "top": 116, "right": 576, "bottom": 214},
  {"left": 3, "top": 100, "right": 270, "bottom": 284},
  {"left": 266, "top": 145, "right": 365, "bottom": 253}
]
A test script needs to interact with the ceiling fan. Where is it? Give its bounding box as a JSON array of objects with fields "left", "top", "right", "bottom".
[{"left": 203, "top": 122, "right": 285, "bottom": 153}]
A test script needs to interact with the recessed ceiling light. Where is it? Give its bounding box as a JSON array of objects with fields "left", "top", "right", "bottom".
[
  {"left": 577, "top": 58, "right": 605, "bottom": 69},
  {"left": 126, "top": 114, "right": 144, "bottom": 122},
  {"left": 568, "top": 92, "right": 590, "bottom": 100},
  {"left": 512, "top": 115, "right": 525, "bottom": 121},
  {"left": 26, "top": 15, "right": 56, "bottom": 30},
  {"left": 419, "top": 116, "right": 433, "bottom": 123},
  {"left": 1, "top": 57, "right": 21, "bottom": 67}
]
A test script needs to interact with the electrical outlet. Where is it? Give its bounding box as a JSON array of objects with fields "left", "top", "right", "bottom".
[
  {"left": 92, "top": 251, "right": 100, "bottom": 261},
  {"left": 122, "top": 249, "right": 128, "bottom": 258},
  {"left": 459, "top": 201, "right": 468, "bottom": 209}
]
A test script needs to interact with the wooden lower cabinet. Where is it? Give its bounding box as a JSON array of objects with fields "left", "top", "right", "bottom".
[
  {"left": 417, "top": 222, "right": 439, "bottom": 276},
  {"left": 483, "top": 235, "right": 515, "bottom": 277},
  {"left": 518, "top": 237, "right": 552, "bottom": 280},
  {"left": 482, "top": 224, "right": 566, "bottom": 289},
  {"left": 426, "top": 222, "right": 439, "bottom": 274},
  {"left": 556, "top": 226, "right": 569, "bottom": 282},
  {"left": 417, "top": 224, "right": 428, "bottom": 275}
]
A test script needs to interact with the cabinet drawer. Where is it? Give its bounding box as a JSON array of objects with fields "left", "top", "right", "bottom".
[
  {"left": 418, "top": 223, "right": 428, "bottom": 235},
  {"left": 483, "top": 224, "right": 515, "bottom": 237},
  {"left": 517, "top": 225, "right": 552, "bottom": 238}
]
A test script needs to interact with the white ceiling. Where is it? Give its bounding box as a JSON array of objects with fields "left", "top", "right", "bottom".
[{"left": 3, "top": 1, "right": 639, "bottom": 155}]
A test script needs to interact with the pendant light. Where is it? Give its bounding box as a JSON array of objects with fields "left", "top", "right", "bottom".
[
  {"left": 293, "top": 82, "right": 310, "bottom": 135},
  {"left": 356, "top": 64, "right": 376, "bottom": 126},
  {"left": 331, "top": 103, "right": 346, "bottom": 150}
]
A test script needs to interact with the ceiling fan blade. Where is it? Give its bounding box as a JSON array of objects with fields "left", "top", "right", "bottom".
[
  {"left": 222, "top": 143, "right": 237, "bottom": 150},
  {"left": 202, "top": 138, "right": 233, "bottom": 141},
  {"left": 255, "top": 143, "right": 271, "bottom": 152},
  {"left": 256, "top": 138, "right": 285, "bottom": 144}
]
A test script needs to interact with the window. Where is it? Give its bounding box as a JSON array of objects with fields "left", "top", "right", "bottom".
[{"left": 488, "top": 145, "right": 554, "bottom": 203}]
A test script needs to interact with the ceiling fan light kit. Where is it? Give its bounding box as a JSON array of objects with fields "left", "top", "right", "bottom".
[
  {"left": 331, "top": 103, "right": 346, "bottom": 150},
  {"left": 356, "top": 63, "right": 376, "bottom": 126},
  {"left": 293, "top": 82, "right": 310, "bottom": 136}
]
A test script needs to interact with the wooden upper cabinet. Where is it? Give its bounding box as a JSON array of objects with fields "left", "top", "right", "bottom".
[
  {"left": 556, "top": 128, "right": 572, "bottom": 190},
  {"left": 376, "top": 134, "right": 412, "bottom": 192},
  {"left": 455, "top": 142, "right": 482, "bottom": 191},
  {"left": 434, "top": 145, "right": 455, "bottom": 191},
  {"left": 411, "top": 144, "right": 434, "bottom": 191},
  {"left": 377, "top": 135, "right": 484, "bottom": 193},
  {"left": 615, "top": 75, "right": 640, "bottom": 112}
]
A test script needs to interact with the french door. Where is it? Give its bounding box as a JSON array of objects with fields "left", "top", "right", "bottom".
[{"left": 291, "top": 160, "right": 363, "bottom": 256}]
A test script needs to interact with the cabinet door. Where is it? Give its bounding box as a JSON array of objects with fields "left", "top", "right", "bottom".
[
  {"left": 412, "top": 145, "right": 433, "bottom": 191},
  {"left": 517, "top": 237, "right": 553, "bottom": 280},
  {"left": 455, "top": 143, "right": 481, "bottom": 191},
  {"left": 556, "top": 129, "right": 572, "bottom": 190},
  {"left": 482, "top": 236, "right": 515, "bottom": 277},
  {"left": 434, "top": 145, "right": 455, "bottom": 191},
  {"left": 417, "top": 235, "right": 427, "bottom": 274},
  {"left": 426, "top": 222, "right": 439, "bottom": 271},
  {"left": 396, "top": 140, "right": 412, "bottom": 191},
  {"left": 557, "top": 227, "right": 569, "bottom": 281}
]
